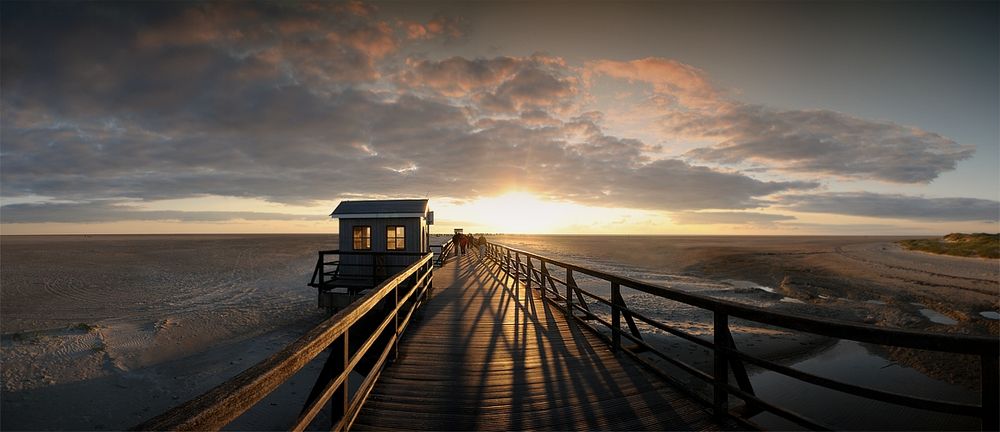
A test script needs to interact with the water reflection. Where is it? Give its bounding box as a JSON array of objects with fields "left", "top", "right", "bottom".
[{"left": 749, "top": 340, "right": 979, "bottom": 430}]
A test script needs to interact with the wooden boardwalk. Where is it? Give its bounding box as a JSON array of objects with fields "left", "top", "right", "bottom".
[{"left": 353, "top": 253, "right": 734, "bottom": 431}]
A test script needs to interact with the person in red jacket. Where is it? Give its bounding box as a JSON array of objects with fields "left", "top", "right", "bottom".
[{"left": 459, "top": 233, "right": 469, "bottom": 255}]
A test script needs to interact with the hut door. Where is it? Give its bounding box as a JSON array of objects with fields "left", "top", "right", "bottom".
[{"left": 373, "top": 253, "right": 387, "bottom": 285}]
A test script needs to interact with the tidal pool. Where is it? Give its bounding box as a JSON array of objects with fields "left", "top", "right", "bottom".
[{"left": 747, "top": 340, "right": 979, "bottom": 430}]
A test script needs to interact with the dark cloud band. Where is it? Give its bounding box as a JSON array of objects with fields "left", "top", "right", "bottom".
[
  {"left": 779, "top": 192, "right": 999, "bottom": 222},
  {"left": 0, "top": 201, "right": 318, "bottom": 224}
]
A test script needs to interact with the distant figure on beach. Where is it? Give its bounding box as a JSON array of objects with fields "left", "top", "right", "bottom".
[
  {"left": 477, "top": 234, "right": 486, "bottom": 262},
  {"left": 452, "top": 232, "right": 463, "bottom": 257}
]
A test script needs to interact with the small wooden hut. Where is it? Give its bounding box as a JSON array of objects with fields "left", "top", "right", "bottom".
[
  {"left": 332, "top": 199, "right": 432, "bottom": 256},
  {"left": 309, "top": 199, "right": 433, "bottom": 309}
]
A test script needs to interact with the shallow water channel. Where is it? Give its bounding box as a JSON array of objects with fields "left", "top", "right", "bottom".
[{"left": 748, "top": 340, "right": 980, "bottom": 430}]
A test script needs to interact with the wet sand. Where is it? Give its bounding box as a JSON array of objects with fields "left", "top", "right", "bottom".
[{"left": 1, "top": 235, "right": 334, "bottom": 430}]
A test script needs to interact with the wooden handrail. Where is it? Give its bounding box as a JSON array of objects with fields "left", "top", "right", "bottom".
[
  {"left": 484, "top": 241, "right": 1000, "bottom": 431},
  {"left": 430, "top": 238, "right": 453, "bottom": 267},
  {"left": 310, "top": 250, "right": 430, "bottom": 290},
  {"left": 134, "top": 252, "right": 435, "bottom": 431}
]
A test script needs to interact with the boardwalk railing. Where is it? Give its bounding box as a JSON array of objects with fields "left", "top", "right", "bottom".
[
  {"left": 309, "top": 250, "right": 427, "bottom": 292},
  {"left": 484, "top": 242, "right": 999, "bottom": 431},
  {"left": 135, "top": 252, "right": 435, "bottom": 431},
  {"left": 429, "top": 238, "right": 454, "bottom": 267}
]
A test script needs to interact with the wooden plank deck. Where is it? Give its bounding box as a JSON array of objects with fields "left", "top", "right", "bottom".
[{"left": 352, "top": 253, "right": 736, "bottom": 431}]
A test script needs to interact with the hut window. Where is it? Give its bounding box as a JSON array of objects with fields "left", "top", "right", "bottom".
[
  {"left": 387, "top": 226, "right": 405, "bottom": 250},
  {"left": 352, "top": 226, "right": 371, "bottom": 250}
]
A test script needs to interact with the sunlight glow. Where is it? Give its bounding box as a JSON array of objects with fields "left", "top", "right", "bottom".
[
  {"left": 466, "top": 192, "right": 571, "bottom": 233},
  {"left": 438, "top": 192, "right": 665, "bottom": 234}
]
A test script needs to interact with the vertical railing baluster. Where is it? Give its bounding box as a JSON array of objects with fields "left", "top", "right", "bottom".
[
  {"left": 330, "top": 332, "right": 347, "bottom": 426},
  {"left": 505, "top": 249, "right": 512, "bottom": 286},
  {"left": 713, "top": 311, "right": 729, "bottom": 417},
  {"left": 515, "top": 251, "right": 520, "bottom": 278},
  {"left": 318, "top": 252, "right": 325, "bottom": 287},
  {"left": 526, "top": 256, "right": 533, "bottom": 298},
  {"left": 540, "top": 261, "right": 551, "bottom": 297},
  {"left": 429, "top": 260, "right": 434, "bottom": 297},
  {"left": 611, "top": 282, "right": 621, "bottom": 353},
  {"left": 392, "top": 274, "right": 400, "bottom": 362},
  {"left": 566, "top": 268, "right": 575, "bottom": 317},
  {"left": 514, "top": 252, "right": 521, "bottom": 301}
]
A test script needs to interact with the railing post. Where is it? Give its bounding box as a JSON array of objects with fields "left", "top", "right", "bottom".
[
  {"left": 611, "top": 282, "right": 621, "bottom": 353},
  {"left": 514, "top": 252, "right": 521, "bottom": 300},
  {"left": 526, "top": 256, "right": 533, "bottom": 298},
  {"left": 713, "top": 311, "right": 729, "bottom": 418},
  {"left": 318, "top": 252, "right": 325, "bottom": 287},
  {"left": 330, "top": 332, "right": 348, "bottom": 425},
  {"left": 566, "top": 268, "right": 574, "bottom": 317},
  {"left": 540, "top": 261, "right": 550, "bottom": 297},
  {"left": 392, "top": 276, "right": 400, "bottom": 362},
  {"left": 515, "top": 251, "right": 521, "bottom": 279},
  {"left": 505, "top": 248, "right": 512, "bottom": 286},
  {"left": 983, "top": 354, "right": 999, "bottom": 431},
  {"left": 424, "top": 259, "right": 432, "bottom": 300}
]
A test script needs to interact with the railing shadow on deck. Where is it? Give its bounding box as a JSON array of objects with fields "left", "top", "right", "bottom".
[
  {"left": 375, "top": 251, "right": 692, "bottom": 430},
  {"left": 476, "top": 254, "right": 681, "bottom": 430},
  {"left": 482, "top": 241, "right": 999, "bottom": 431}
]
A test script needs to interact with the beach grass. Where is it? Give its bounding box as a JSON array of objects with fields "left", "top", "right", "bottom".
[
  {"left": 899, "top": 233, "right": 1000, "bottom": 259},
  {"left": 69, "top": 322, "right": 99, "bottom": 333}
]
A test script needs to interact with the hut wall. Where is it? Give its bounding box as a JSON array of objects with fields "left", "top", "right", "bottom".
[{"left": 337, "top": 217, "right": 425, "bottom": 281}]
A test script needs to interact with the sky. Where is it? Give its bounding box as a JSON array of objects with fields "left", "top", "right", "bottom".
[{"left": 1, "top": 0, "right": 997, "bottom": 235}]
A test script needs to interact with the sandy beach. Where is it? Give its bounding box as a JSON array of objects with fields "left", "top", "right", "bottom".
[
  {"left": 1, "top": 235, "right": 333, "bottom": 430},
  {"left": 2, "top": 234, "right": 997, "bottom": 430}
]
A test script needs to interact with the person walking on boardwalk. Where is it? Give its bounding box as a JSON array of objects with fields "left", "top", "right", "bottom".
[
  {"left": 477, "top": 234, "right": 487, "bottom": 262},
  {"left": 452, "top": 232, "right": 463, "bottom": 257},
  {"left": 459, "top": 233, "right": 469, "bottom": 256}
]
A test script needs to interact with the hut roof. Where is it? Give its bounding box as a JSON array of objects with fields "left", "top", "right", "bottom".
[{"left": 330, "top": 199, "right": 429, "bottom": 219}]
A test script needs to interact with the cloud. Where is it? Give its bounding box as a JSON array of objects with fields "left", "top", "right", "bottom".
[
  {"left": 397, "top": 56, "right": 521, "bottom": 97},
  {"left": 574, "top": 159, "right": 817, "bottom": 210},
  {"left": 585, "top": 58, "right": 974, "bottom": 184},
  {"left": 397, "top": 54, "right": 578, "bottom": 114},
  {"left": 778, "top": 192, "right": 999, "bottom": 222},
  {"left": 400, "top": 14, "right": 464, "bottom": 40},
  {"left": 670, "top": 211, "right": 796, "bottom": 225},
  {"left": 0, "top": 201, "right": 318, "bottom": 224},
  {"left": 1, "top": 1, "right": 397, "bottom": 126},
  {"left": 681, "top": 105, "right": 974, "bottom": 183},
  {"left": 587, "top": 57, "right": 723, "bottom": 109},
  {"left": 0, "top": 85, "right": 815, "bottom": 222},
  {"left": 474, "top": 66, "right": 578, "bottom": 113},
  {"left": 135, "top": 1, "right": 398, "bottom": 84}
]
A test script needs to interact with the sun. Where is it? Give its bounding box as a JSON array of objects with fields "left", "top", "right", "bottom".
[
  {"left": 459, "top": 192, "right": 575, "bottom": 233},
  {"left": 437, "top": 191, "right": 669, "bottom": 234}
]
